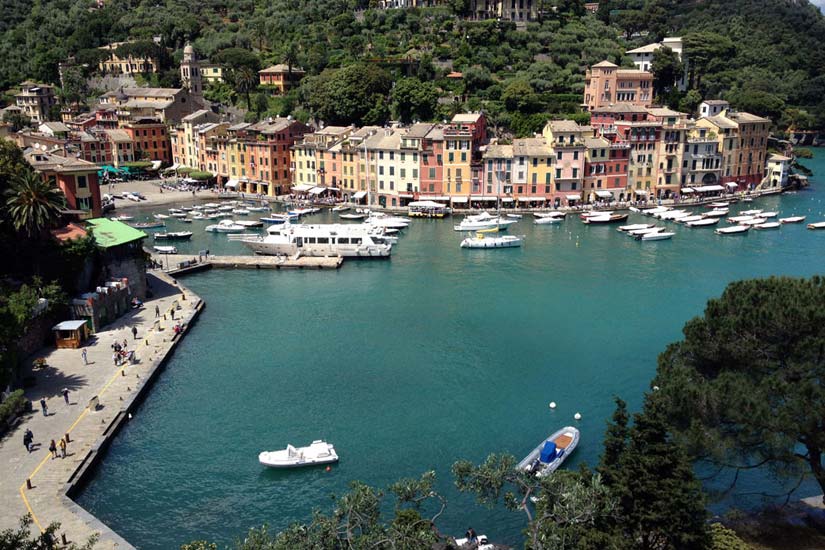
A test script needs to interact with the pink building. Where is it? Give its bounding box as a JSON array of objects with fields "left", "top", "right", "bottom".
[{"left": 583, "top": 61, "right": 654, "bottom": 112}]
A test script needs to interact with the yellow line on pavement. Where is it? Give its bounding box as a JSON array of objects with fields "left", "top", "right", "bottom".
[{"left": 19, "top": 485, "right": 43, "bottom": 532}]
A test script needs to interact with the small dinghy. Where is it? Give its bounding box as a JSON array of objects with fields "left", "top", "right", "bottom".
[
  {"left": 677, "top": 215, "right": 704, "bottom": 224},
  {"left": 258, "top": 440, "right": 338, "bottom": 468},
  {"left": 332, "top": 205, "right": 350, "bottom": 212},
  {"left": 246, "top": 206, "right": 269, "bottom": 212},
  {"left": 506, "top": 213, "right": 523, "bottom": 219},
  {"left": 154, "top": 231, "right": 193, "bottom": 240},
  {"left": 779, "top": 216, "right": 806, "bottom": 224},
  {"left": 517, "top": 426, "right": 579, "bottom": 477},
  {"left": 639, "top": 231, "right": 674, "bottom": 241},
  {"left": 153, "top": 245, "right": 177, "bottom": 254},
  {"left": 703, "top": 208, "right": 729, "bottom": 218},
  {"left": 618, "top": 224, "right": 654, "bottom": 232},
  {"left": 716, "top": 225, "right": 750, "bottom": 235},
  {"left": 153, "top": 213, "right": 170, "bottom": 220},
  {"left": 460, "top": 234, "right": 523, "bottom": 248},
  {"left": 205, "top": 220, "right": 246, "bottom": 233},
  {"left": 129, "top": 221, "right": 165, "bottom": 229},
  {"left": 628, "top": 226, "right": 664, "bottom": 236},
  {"left": 535, "top": 216, "right": 562, "bottom": 225},
  {"left": 753, "top": 222, "right": 780, "bottom": 230},
  {"left": 685, "top": 218, "right": 719, "bottom": 227},
  {"left": 807, "top": 221, "right": 825, "bottom": 230},
  {"left": 339, "top": 213, "right": 367, "bottom": 220}
]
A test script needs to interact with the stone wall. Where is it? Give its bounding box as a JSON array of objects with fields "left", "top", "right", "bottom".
[{"left": 100, "top": 257, "right": 147, "bottom": 300}]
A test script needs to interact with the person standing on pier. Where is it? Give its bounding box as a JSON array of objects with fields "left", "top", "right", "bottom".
[
  {"left": 23, "top": 429, "right": 33, "bottom": 452},
  {"left": 81, "top": 348, "right": 87, "bottom": 365},
  {"left": 132, "top": 326, "right": 138, "bottom": 340},
  {"left": 40, "top": 398, "right": 47, "bottom": 416},
  {"left": 155, "top": 305, "right": 160, "bottom": 318},
  {"left": 59, "top": 437, "right": 66, "bottom": 458},
  {"left": 49, "top": 439, "right": 57, "bottom": 459},
  {"left": 62, "top": 388, "right": 69, "bottom": 404}
]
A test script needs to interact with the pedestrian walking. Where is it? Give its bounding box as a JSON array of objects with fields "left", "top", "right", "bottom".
[
  {"left": 59, "top": 437, "right": 67, "bottom": 458},
  {"left": 155, "top": 305, "right": 160, "bottom": 318},
  {"left": 40, "top": 398, "right": 47, "bottom": 416},
  {"left": 113, "top": 352, "right": 119, "bottom": 367},
  {"left": 49, "top": 439, "right": 57, "bottom": 459},
  {"left": 123, "top": 338, "right": 128, "bottom": 349},
  {"left": 132, "top": 326, "right": 138, "bottom": 340},
  {"left": 23, "top": 429, "right": 32, "bottom": 452},
  {"left": 81, "top": 348, "right": 87, "bottom": 365},
  {"left": 62, "top": 388, "right": 69, "bottom": 404}
]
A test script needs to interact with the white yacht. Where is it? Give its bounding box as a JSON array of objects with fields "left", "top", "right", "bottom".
[
  {"left": 259, "top": 440, "right": 338, "bottom": 468},
  {"left": 242, "top": 223, "right": 392, "bottom": 258},
  {"left": 205, "top": 220, "right": 246, "bottom": 233},
  {"left": 454, "top": 212, "right": 517, "bottom": 231},
  {"left": 364, "top": 212, "right": 410, "bottom": 229}
]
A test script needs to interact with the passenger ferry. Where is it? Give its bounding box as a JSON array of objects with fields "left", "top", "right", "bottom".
[{"left": 242, "top": 223, "right": 392, "bottom": 258}]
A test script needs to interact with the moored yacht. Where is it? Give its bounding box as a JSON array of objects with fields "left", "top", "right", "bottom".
[{"left": 242, "top": 223, "right": 392, "bottom": 258}]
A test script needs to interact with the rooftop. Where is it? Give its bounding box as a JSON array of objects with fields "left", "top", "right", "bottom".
[
  {"left": 513, "top": 137, "right": 551, "bottom": 157},
  {"left": 85, "top": 218, "right": 146, "bottom": 248},
  {"left": 592, "top": 60, "right": 618, "bottom": 68},
  {"left": 484, "top": 143, "right": 513, "bottom": 158},
  {"left": 182, "top": 109, "right": 215, "bottom": 123},
  {"left": 40, "top": 121, "right": 71, "bottom": 133},
  {"left": 51, "top": 223, "right": 88, "bottom": 243},
  {"left": 702, "top": 99, "right": 730, "bottom": 106},
  {"left": 451, "top": 113, "right": 483, "bottom": 124},
  {"left": 548, "top": 120, "right": 582, "bottom": 133},
  {"left": 259, "top": 64, "right": 305, "bottom": 74},
  {"left": 25, "top": 149, "right": 99, "bottom": 173},
  {"left": 647, "top": 107, "right": 686, "bottom": 118},
  {"left": 626, "top": 43, "right": 661, "bottom": 54},
  {"left": 104, "top": 129, "right": 132, "bottom": 142},
  {"left": 405, "top": 123, "right": 435, "bottom": 139}
]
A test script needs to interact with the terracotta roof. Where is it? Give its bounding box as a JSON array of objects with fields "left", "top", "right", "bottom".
[
  {"left": 259, "top": 64, "right": 305, "bottom": 74},
  {"left": 592, "top": 60, "right": 618, "bottom": 68},
  {"left": 51, "top": 223, "right": 88, "bottom": 243}
]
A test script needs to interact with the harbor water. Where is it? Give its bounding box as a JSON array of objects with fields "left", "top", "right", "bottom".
[{"left": 79, "top": 151, "right": 825, "bottom": 549}]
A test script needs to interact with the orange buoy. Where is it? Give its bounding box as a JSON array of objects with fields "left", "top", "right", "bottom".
[{"left": 325, "top": 466, "right": 331, "bottom": 472}]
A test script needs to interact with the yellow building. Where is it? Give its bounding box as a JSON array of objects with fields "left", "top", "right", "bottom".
[
  {"left": 98, "top": 41, "right": 159, "bottom": 75},
  {"left": 442, "top": 125, "right": 472, "bottom": 206}
]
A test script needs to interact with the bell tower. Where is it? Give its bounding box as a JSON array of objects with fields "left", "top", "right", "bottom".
[{"left": 180, "top": 43, "right": 202, "bottom": 96}]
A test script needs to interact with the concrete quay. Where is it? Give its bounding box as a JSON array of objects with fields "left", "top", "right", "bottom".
[
  {"left": 0, "top": 271, "right": 203, "bottom": 549},
  {"left": 151, "top": 253, "right": 343, "bottom": 275}
]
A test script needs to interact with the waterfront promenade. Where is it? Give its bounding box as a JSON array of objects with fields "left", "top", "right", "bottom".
[{"left": 0, "top": 271, "right": 202, "bottom": 548}]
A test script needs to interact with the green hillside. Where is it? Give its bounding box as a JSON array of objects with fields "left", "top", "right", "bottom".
[{"left": 1, "top": 0, "right": 824, "bottom": 132}]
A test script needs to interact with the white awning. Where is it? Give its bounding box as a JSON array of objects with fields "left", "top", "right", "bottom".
[
  {"left": 725, "top": 182, "right": 739, "bottom": 188},
  {"left": 681, "top": 187, "right": 695, "bottom": 193},
  {"left": 308, "top": 186, "right": 326, "bottom": 195},
  {"left": 595, "top": 190, "right": 613, "bottom": 198},
  {"left": 292, "top": 184, "right": 313, "bottom": 192},
  {"left": 695, "top": 185, "right": 724, "bottom": 192},
  {"left": 150, "top": 160, "right": 162, "bottom": 171},
  {"left": 452, "top": 196, "right": 469, "bottom": 203},
  {"left": 409, "top": 200, "right": 447, "bottom": 208},
  {"left": 224, "top": 179, "right": 239, "bottom": 188},
  {"left": 500, "top": 197, "right": 514, "bottom": 203},
  {"left": 399, "top": 193, "right": 414, "bottom": 198},
  {"left": 634, "top": 189, "right": 648, "bottom": 196},
  {"left": 565, "top": 194, "right": 580, "bottom": 200},
  {"left": 427, "top": 196, "right": 450, "bottom": 201},
  {"left": 352, "top": 191, "right": 367, "bottom": 199},
  {"left": 53, "top": 320, "right": 87, "bottom": 331},
  {"left": 470, "top": 195, "right": 494, "bottom": 201}
]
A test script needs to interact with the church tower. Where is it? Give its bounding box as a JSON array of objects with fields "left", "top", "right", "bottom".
[{"left": 180, "top": 43, "right": 202, "bottom": 96}]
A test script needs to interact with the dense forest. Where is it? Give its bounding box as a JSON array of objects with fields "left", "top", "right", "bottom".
[{"left": 1, "top": 0, "right": 825, "bottom": 134}]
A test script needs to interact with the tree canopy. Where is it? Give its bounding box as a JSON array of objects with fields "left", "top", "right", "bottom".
[{"left": 654, "top": 276, "right": 825, "bottom": 503}]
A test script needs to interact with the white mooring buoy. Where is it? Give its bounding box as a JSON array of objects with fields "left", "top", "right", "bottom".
[
  {"left": 574, "top": 412, "right": 582, "bottom": 421},
  {"left": 549, "top": 402, "right": 557, "bottom": 409}
]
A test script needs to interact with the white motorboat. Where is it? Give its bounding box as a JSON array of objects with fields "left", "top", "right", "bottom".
[
  {"left": 582, "top": 213, "right": 629, "bottom": 224},
  {"left": 741, "top": 209, "right": 763, "bottom": 216},
  {"left": 232, "top": 208, "right": 250, "bottom": 215},
  {"left": 454, "top": 214, "right": 516, "bottom": 231},
  {"left": 641, "top": 206, "right": 670, "bottom": 216},
  {"left": 258, "top": 440, "right": 338, "bottom": 468},
  {"left": 534, "top": 211, "right": 565, "bottom": 219},
  {"left": 807, "top": 221, "right": 825, "bottom": 230},
  {"left": 517, "top": 426, "right": 579, "bottom": 477},
  {"left": 780, "top": 216, "right": 806, "bottom": 224},
  {"left": 618, "top": 224, "right": 654, "bottom": 232},
  {"left": 579, "top": 211, "right": 613, "bottom": 219},
  {"left": 205, "top": 220, "right": 246, "bottom": 233},
  {"left": 754, "top": 222, "right": 781, "bottom": 230},
  {"left": 246, "top": 206, "right": 270, "bottom": 212},
  {"left": 460, "top": 234, "right": 523, "bottom": 248},
  {"left": 760, "top": 211, "right": 778, "bottom": 218},
  {"left": 168, "top": 208, "right": 184, "bottom": 213},
  {"left": 703, "top": 208, "right": 729, "bottom": 218},
  {"left": 640, "top": 231, "right": 674, "bottom": 241},
  {"left": 153, "top": 213, "right": 170, "bottom": 220},
  {"left": 243, "top": 223, "right": 392, "bottom": 258},
  {"left": 153, "top": 245, "right": 177, "bottom": 254},
  {"left": 716, "top": 225, "right": 750, "bottom": 235},
  {"left": 170, "top": 212, "right": 187, "bottom": 218},
  {"left": 506, "top": 213, "right": 523, "bottom": 219},
  {"left": 709, "top": 202, "right": 730, "bottom": 208},
  {"left": 181, "top": 206, "right": 194, "bottom": 212},
  {"left": 656, "top": 210, "right": 687, "bottom": 220},
  {"left": 110, "top": 215, "right": 134, "bottom": 221},
  {"left": 628, "top": 226, "right": 665, "bottom": 236},
  {"left": 339, "top": 213, "right": 367, "bottom": 220},
  {"left": 685, "top": 218, "right": 720, "bottom": 227},
  {"left": 727, "top": 215, "right": 755, "bottom": 224},
  {"left": 154, "top": 231, "right": 193, "bottom": 240},
  {"left": 365, "top": 214, "right": 410, "bottom": 230},
  {"left": 534, "top": 216, "right": 563, "bottom": 225},
  {"left": 676, "top": 215, "right": 704, "bottom": 224},
  {"left": 234, "top": 220, "right": 264, "bottom": 228},
  {"left": 332, "top": 205, "right": 350, "bottom": 212},
  {"left": 742, "top": 197, "right": 754, "bottom": 202},
  {"left": 739, "top": 218, "right": 768, "bottom": 226}
]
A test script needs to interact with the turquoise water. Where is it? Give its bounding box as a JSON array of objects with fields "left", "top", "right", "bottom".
[{"left": 79, "top": 152, "right": 825, "bottom": 549}]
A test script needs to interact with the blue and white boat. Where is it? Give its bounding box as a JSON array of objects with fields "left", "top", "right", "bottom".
[{"left": 516, "top": 426, "right": 580, "bottom": 477}]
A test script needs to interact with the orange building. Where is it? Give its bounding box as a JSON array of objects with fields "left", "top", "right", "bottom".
[
  {"left": 583, "top": 61, "right": 654, "bottom": 112},
  {"left": 122, "top": 120, "right": 171, "bottom": 163},
  {"left": 258, "top": 65, "right": 305, "bottom": 94}
]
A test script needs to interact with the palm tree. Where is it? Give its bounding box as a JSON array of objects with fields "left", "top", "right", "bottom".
[
  {"left": 234, "top": 66, "right": 258, "bottom": 112},
  {"left": 5, "top": 170, "right": 66, "bottom": 238}
]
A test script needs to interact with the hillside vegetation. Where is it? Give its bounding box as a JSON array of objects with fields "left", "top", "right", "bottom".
[{"left": 0, "top": 0, "right": 824, "bottom": 133}]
